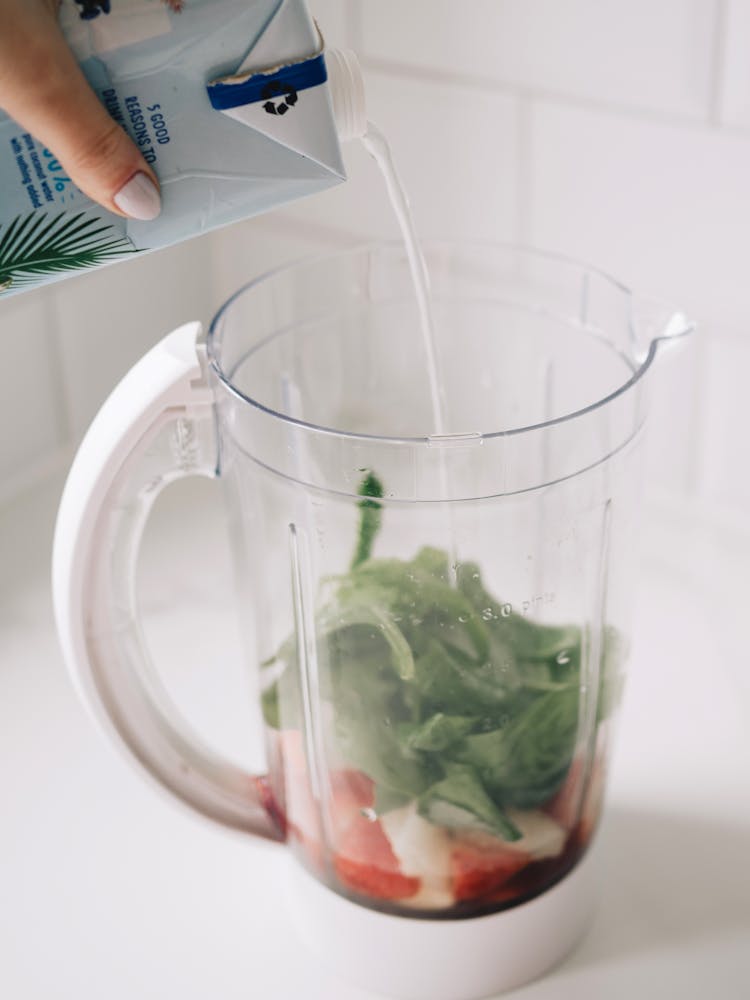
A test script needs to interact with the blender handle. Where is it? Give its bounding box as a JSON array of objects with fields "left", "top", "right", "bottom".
[{"left": 52, "top": 323, "right": 282, "bottom": 841}]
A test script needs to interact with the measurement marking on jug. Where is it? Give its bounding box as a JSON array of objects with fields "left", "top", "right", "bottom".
[
  {"left": 519, "top": 592, "right": 556, "bottom": 616},
  {"left": 482, "top": 593, "right": 556, "bottom": 620}
]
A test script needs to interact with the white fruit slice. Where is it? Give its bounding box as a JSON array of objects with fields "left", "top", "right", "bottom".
[
  {"left": 505, "top": 809, "right": 566, "bottom": 860},
  {"left": 380, "top": 802, "right": 455, "bottom": 909}
]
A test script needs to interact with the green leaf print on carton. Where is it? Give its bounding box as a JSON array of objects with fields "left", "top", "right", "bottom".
[{"left": 0, "top": 211, "right": 137, "bottom": 293}]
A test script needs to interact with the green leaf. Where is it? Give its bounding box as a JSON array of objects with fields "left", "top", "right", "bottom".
[
  {"left": 398, "top": 712, "right": 475, "bottom": 752},
  {"left": 260, "top": 680, "right": 281, "bottom": 729},
  {"left": 321, "top": 615, "right": 437, "bottom": 799},
  {"left": 417, "top": 762, "right": 522, "bottom": 841},
  {"left": 598, "top": 625, "right": 627, "bottom": 722},
  {"left": 412, "top": 638, "right": 518, "bottom": 717},
  {"left": 260, "top": 585, "right": 417, "bottom": 731},
  {"left": 336, "top": 708, "right": 436, "bottom": 801},
  {"left": 457, "top": 686, "right": 579, "bottom": 808},
  {"left": 345, "top": 549, "right": 491, "bottom": 664},
  {"left": 319, "top": 597, "right": 415, "bottom": 681},
  {"left": 262, "top": 482, "right": 624, "bottom": 844},
  {"left": 374, "top": 785, "right": 412, "bottom": 814},
  {"left": 0, "top": 211, "right": 137, "bottom": 291},
  {"left": 350, "top": 471, "right": 384, "bottom": 569},
  {"left": 457, "top": 561, "right": 582, "bottom": 669}
]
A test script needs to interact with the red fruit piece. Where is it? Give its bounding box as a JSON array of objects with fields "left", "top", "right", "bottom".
[
  {"left": 254, "top": 775, "right": 288, "bottom": 838},
  {"left": 277, "top": 731, "right": 320, "bottom": 847},
  {"left": 545, "top": 754, "right": 607, "bottom": 847},
  {"left": 579, "top": 755, "right": 606, "bottom": 844},
  {"left": 450, "top": 841, "right": 531, "bottom": 902},
  {"left": 545, "top": 756, "right": 585, "bottom": 830},
  {"left": 329, "top": 768, "right": 375, "bottom": 839},
  {"left": 335, "top": 815, "right": 421, "bottom": 901}
]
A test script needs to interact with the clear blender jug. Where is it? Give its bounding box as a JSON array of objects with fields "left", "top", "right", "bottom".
[{"left": 53, "top": 243, "right": 692, "bottom": 999}]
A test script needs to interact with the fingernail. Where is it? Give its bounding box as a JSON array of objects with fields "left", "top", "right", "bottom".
[{"left": 113, "top": 172, "right": 161, "bottom": 221}]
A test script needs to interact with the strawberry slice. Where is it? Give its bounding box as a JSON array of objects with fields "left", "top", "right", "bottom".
[
  {"left": 545, "top": 756, "right": 585, "bottom": 829},
  {"left": 335, "top": 814, "right": 422, "bottom": 900},
  {"left": 450, "top": 840, "right": 531, "bottom": 902},
  {"left": 276, "top": 731, "right": 412, "bottom": 897},
  {"left": 329, "top": 768, "right": 375, "bottom": 838},
  {"left": 579, "top": 755, "right": 606, "bottom": 844},
  {"left": 277, "top": 731, "right": 319, "bottom": 844},
  {"left": 545, "top": 754, "right": 606, "bottom": 847}
]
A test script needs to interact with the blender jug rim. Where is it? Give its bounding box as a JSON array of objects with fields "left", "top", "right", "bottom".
[{"left": 206, "top": 240, "right": 694, "bottom": 448}]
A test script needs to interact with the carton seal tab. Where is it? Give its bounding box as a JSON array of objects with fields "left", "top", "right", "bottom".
[{"left": 207, "top": 52, "right": 328, "bottom": 112}]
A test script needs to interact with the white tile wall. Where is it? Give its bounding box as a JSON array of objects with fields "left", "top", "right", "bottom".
[
  {"left": 308, "top": 0, "right": 352, "bottom": 48},
  {"left": 519, "top": 98, "right": 750, "bottom": 501},
  {"left": 717, "top": 0, "right": 750, "bottom": 128},
  {"left": 693, "top": 332, "right": 750, "bottom": 507},
  {"left": 206, "top": 213, "right": 355, "bottom": 308},
  {"left": 0, "top": 291, "right": 66, "bottom": 503},
  {"left": 51, "top": 236, "right": 214, "bottom": 441},
  {"left": 522, "top": 101, "right": 750, "bottom": 332},
  {"left": 641, "top": 334, "right": 705, "bottom": 500},
  {"left": 283, "top": 68, "right": 520, "bottom": 242},
  {"left": 357, "top": 0, "right": 719, "bottom": 120},
  {"left": 2, "top": 0, "right": 750, "bottom": 516}
]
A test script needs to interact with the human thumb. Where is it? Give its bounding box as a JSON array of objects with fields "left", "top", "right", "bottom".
[{"left": 0, "top": 3, "right": 161, "bottom": 220}]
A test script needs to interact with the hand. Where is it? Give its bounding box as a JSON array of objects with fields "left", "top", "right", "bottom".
[{"left": 0, "top": 0, "right": 161, "bottom": 219}]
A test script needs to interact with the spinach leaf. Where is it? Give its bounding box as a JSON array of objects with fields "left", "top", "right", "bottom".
[
  {"left": 350, "top": 471, "right": 383, "bottom": 569},
  {"left": 457, "top": 561, "right": 581, "bottom": 673},
  {"left": 318, "top": 617, "right": 437, "bottom": 802},
  {"left": 417, "top": 762, "right": 522, "bottom": 841},
  {"left": 456, "top": 686, "right": 579, "bottom": 809},
  {"left": 398, "top": 712, "right": 475, "bottom": 753},
  {"left": 598, "top": 625, "right": 626, "bottom": 722},
  {"left": 412, "top": 637, "right": 518, "bottom": 717},
  {"left": 344, "top": 550, "right": 490, "bottom": 665},
  {"left": 261, "top": 472, "right": 623, "bottom": 839},
  {"left": 335, "top": 702, "right": 436, "bottom": 801},
  {"left": 318, "top": 598, "right": 415, "bottom": 682}
]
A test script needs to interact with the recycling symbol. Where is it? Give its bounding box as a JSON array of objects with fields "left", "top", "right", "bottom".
[
  {"left": 74, "top": 0, "right": 111, "bottom": 19},
  {"left": 261, "top": 79, "right": 299, "bottom": 116}
]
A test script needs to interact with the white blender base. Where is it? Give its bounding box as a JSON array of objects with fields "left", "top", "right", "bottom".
[{"left": 285, "top": 841, "right": 601, "bottom": 1000}]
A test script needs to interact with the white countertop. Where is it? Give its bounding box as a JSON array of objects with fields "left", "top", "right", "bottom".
[{"left": 1, "top": 478, "right": 749, "bottom": 999}]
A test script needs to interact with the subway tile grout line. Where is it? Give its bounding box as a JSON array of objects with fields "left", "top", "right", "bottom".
[
  {"left": 359, "top": 54, "right": 750, "bottom": 137},
  {"left": 707, "top": 0, "right": 729, "bottom": 126}
]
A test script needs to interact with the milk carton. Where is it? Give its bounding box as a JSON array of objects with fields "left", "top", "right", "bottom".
[{"left": 0, "top": 0, "right": 364, "bottom": 296}]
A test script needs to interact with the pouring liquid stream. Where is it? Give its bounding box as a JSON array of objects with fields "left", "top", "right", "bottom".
[
  {"left": 363, "top": 123, "right": 459, "bottom": 580},
  {"left": 362, "top": 123, "right": 447, "bottom": 436}
]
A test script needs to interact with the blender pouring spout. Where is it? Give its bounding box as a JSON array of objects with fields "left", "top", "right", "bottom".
[{"left": 630, "top": 296, "right": 695, "bottom": 365}]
